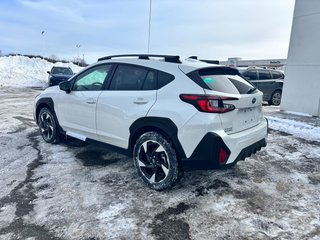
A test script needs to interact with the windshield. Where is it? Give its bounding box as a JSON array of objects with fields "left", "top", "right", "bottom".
[{"left": 52, "top": 67, "right": 73, "bottom": 75}]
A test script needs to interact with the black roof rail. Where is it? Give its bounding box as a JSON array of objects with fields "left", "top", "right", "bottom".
[{"left": 98, "top": 54, "right": 181, "bottom": 63}]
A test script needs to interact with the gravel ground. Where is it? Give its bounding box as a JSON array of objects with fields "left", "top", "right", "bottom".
[{"left": 0, "top": 87, "right": 319, "bottom": 240}]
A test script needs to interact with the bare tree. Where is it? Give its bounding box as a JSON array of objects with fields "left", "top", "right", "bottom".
[{"left": 48, "top": 54, "right": 59, "bottom": 63}]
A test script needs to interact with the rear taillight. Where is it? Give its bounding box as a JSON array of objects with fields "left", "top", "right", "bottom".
[{"left": 180, "top": 94, "right": 238, "bottom": 113}]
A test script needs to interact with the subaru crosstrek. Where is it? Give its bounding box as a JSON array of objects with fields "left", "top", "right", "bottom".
[{"left": 34, "top": 54, "right": 267, "bottom": 190}]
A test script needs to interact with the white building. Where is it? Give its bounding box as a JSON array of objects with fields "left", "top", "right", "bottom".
[
  {"left": 220, "top": 58, "right": 286, "bottom": 69},
  {"left": 280, "top": 0, "right": 320, "bottom": 116}
]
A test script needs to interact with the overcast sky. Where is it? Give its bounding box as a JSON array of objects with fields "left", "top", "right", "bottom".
[{"left": 0, "top": 0, "right": 295, "bottom": 63}]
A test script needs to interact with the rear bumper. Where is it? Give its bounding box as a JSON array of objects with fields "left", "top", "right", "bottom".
[
  {"left": 234, "top": 138, "right": 266, "bottom": 163},
  {"left": 181, "top": 119, "right": 268, "bottom": 170}
]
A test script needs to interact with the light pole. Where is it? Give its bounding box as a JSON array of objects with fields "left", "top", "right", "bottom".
[
  {"left": 147, "top": 0, "right": 152, "bottom": 53},
  {"left": 76, "top": 44, "right": 81, "bottom": 65},
  {"left": 41, "top": 30, "right": 45, "bottom": 58}
]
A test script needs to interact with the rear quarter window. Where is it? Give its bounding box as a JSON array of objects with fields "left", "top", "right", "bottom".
[
  {"left": 157, "top": 71, "right": 174, "bottom": 89},
  {"left": 271, "top": 71, "right": 284, "bottom": 79}
]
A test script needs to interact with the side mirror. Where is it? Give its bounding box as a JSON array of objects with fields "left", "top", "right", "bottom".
[
  {"left": 59, "top": 81, "right": 71, "bottom": 93},
  {"left": 47, "top": 71, "right": 51, "bottom": 75}
]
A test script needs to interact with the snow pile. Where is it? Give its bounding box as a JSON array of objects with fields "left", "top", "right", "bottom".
[
  {"left": 0, "top": 56, "right": 83, "bottom": 88},
  {"left": 267, "top": 116, "right": 320, "bottom": 142}
]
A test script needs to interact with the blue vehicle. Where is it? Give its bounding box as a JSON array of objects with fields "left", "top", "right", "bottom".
[{"left": 47, "top": 67, "right": 73, "bottom": 86}]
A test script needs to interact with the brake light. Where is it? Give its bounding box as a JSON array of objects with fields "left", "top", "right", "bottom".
[{"left": 180, "top": 94, "right": 238, "bottom": 113}]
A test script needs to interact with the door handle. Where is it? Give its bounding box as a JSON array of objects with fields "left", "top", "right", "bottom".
[
  {"left": 133, "top": 98, "right": 148, "bottom": 105},
  {"left": 86, "top": 98, "right": 96, "bottom": 104}
]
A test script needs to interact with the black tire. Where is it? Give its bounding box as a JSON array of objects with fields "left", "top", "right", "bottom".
[
  {"left": 269, "top": 90, "right": 282, "bottom": 106},
  {"left": 38, "top": 107, "right": 60, "bottom": 143},
  {"left": 133, "top": 131, "right": 182, "bottom": 191}
]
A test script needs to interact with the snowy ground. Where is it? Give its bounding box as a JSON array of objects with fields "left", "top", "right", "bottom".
[{"left": 0, "top": 87, "right": 319, "bottom": 240}]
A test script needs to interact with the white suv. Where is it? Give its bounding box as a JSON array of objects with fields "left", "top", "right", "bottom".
[{"left": 34, "top": 54, "right": 267, "bottom": 190}]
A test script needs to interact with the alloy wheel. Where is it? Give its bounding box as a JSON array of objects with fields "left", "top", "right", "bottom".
[
  {"left": 39, "top": 111, "right": 55, "bottom": 141},
  {"left": 272, "top": 91, "right": 281, "bottom": 106},
  {"left": 136, "top": 140, "right": 170, "bottom": 184}
]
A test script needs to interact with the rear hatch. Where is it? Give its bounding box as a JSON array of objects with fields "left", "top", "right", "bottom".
[{"left": 187, "top": 67, "right": 264, "bottom": 134}]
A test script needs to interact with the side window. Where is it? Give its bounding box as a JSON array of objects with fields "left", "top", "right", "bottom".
[
  {"left": 242, "top": 70, "right": 258, "bottom": 80},
  {"left": 73, "top": 65, "right": 112, "bottom": 91},
  {"left": 271, "top": 71, "right": 283, "bottom": 79},
  {"left": 258, "top": 70, "right": 272, "bottom": 80},
  {"left": 109, "top": 65, "right": 148, "bottom": 90},
  {"left": 157, "top": 71, "right": 174, "bottom": 89},
  {"left": 142, "top": 70, "right": 157, "bottom": 90}
]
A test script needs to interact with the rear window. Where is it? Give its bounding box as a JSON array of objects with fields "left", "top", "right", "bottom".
[
  {"left": 193, "top": 68, "right": 254, "bottom": 94},
  {"left": 109, "top": 64, "right": 148, "bottom": 90},
  {"left": 200, "top": 75, "right": 253, "bottom": 94},
  {"left": 271, "top": 71, "right": 284, "bottom": 79}
]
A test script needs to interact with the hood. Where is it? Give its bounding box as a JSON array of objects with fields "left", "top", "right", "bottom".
[{"left": 51, "top": 74, "right": 72, "bottom": 79}]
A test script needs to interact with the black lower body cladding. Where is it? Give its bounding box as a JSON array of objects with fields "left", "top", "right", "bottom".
[{"left": 182, "top": 132, "right": 266, "bottom": 170}]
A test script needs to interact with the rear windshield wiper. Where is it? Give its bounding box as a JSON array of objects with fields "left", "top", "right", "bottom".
[{"left": 247, "top": 87, "right": 257, "bottom": 94}]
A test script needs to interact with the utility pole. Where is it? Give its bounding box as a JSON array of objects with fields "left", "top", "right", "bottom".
[
  {"left": 41, "top": 30, "right": 45, "bottom": 58},
  {"left": 76, "top": 44, "right": 81, "bottom": 65},
  {"left": 147, "top": 0, "right": 152, "bottom": 53}
]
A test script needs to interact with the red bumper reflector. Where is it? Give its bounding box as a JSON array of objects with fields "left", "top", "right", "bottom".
[{"left": 219, "top": 147, "right": 228, "bottom": 164}]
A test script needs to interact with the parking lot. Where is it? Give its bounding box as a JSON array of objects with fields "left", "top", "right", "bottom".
[{"left": 0, "top": 87, "right": 319, "bottom": 240}]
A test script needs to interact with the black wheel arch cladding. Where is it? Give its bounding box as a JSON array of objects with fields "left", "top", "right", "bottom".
[
  {"left": 129, "top": 117, "right": 186, "bottom": 159},
  {"left": 35, "top": 97, "right": 65, "bottom": 134}
]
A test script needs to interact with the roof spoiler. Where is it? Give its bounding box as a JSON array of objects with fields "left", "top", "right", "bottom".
[
  {"left": 98, "top": 54, "right": 181, "bottom": 63},
  {"left": 188, "top": 56, "right": 219, "bottom": 65}
]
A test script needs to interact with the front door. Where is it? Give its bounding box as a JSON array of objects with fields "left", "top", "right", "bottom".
[{"left": 55, "top": 64, "right": 113, "bottom": 140}]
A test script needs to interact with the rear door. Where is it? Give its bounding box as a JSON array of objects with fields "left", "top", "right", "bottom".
[
  {"left": 214, "top": 91, "right": 264, "bottom": 134},
  {"left": 242, "top": 70, "right": 259, "bottom": 87},
  {"left": 96, "top": 64, "right": 157, "bottom": 148},
  {"left": 257, "top": 69, "right": 274, "bottom": 100}
]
